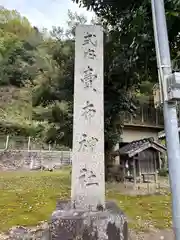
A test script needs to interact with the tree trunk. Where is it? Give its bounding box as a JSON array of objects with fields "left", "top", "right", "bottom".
[{"left": 105, "top": 149, "right": 113, "bottom": 181}]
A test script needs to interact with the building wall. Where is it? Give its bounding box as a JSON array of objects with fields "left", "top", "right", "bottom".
[
  {"left": 138, "top": 149, "right": 158, "bottom": 174},
  {"left": 121, "top": 126, "right": 160, "bottom": 143}
]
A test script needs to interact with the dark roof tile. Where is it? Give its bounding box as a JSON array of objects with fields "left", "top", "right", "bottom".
[{"left": 112, "top": 137, "right": 166, "bottom": 158}]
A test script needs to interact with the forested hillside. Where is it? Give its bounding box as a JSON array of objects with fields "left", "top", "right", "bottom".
[
  {"left": 0, "top": 2, "right": 180, "bottom": 151},
  {"left": 0, "top": 7, "right": 76, "bottom": 146}
]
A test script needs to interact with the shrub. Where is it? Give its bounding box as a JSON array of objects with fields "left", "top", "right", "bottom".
[{"left": 158, "top": 168, "right": 169, "bottom": 177}]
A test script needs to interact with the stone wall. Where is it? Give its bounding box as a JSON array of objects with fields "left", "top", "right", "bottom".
[{"left": 0, "top": 150, "right": 72, "bottom": 171}]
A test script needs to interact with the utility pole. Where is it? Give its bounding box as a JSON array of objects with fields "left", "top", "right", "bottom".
[{"left": 151, "top": 0, "right": 180, "bottom": 239}]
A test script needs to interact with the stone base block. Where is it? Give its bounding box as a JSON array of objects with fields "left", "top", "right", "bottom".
[{"left": 50, "top": 200, "right": 128, "bottom": 240}]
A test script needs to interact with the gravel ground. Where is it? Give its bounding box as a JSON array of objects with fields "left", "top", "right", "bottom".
[
  {"left": 0, "top": 224, "right": 174, "bottom": 240},
  {"left": 129, "top": 229, "right": 174, "bottom": 240}
]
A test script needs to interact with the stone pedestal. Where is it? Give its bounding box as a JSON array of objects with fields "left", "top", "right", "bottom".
[{"left": 50, "top": 200, "right": 128, "bottom": 240}]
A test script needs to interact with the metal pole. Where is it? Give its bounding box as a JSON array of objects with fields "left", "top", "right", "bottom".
[{"left": 151, "top": 0, "right": 180, "bottom": 238}]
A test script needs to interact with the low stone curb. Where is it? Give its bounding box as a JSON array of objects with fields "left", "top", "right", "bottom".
[{"left": 0, "top": 221, "right": 50, "bottom": 240}]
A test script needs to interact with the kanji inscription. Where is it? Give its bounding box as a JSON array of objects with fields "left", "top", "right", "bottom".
[
  {"left": 81, "top": 66, "right": 97, "bottom": 91},
  {"left": 84, "top": 48, "right": 96, "bottom": 59},
  {"left": 81, "top": 101, "right": 96, "bottom": 120},
  {"left": 78, "top": 133, "right": 98, "bottom": 152},
  {"left": 79, "top": 167, "right": 99, "bottom": 187},
  {"left": 83, "top": 32, "right": 97, "bottom": 47}
]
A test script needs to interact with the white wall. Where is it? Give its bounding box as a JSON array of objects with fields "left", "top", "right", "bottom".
[{"left": 121, "top": 127, "right": 159, "bottom": 143}]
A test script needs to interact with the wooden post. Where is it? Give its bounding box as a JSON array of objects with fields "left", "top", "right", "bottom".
[
  {"left": 48, "top": 144, "right": 51, "bottom": 151},
  {"left": 138, "top": 158, "right": 141, "bottom": 183},
  {"left": 123, "top": 159, "right": 126, "bottom": 183},
  {"left": 113, "top": 143, "right": 120, "bottom": 165},
  {"left": 158, "top": 152, "right": 161, "bottom": 169},
  {"left": 147, "top": 182, "right": 150, "bottom": 194},
  {"left": 5, "top": 135, "right": 9, "bottom": 150},
  {"left": 155, "top": 108, "right": 158, "bottom": 125},
  {"left": 27, "top": 136, "right": 31, "bottom": 151},
  {"left": 54, "top": 141, "right": 57, "bottom": 151},
  {"left": 130, "top": 114, "right": 133, "bottom": 123},
  {"left": 141, "top": 105, "right": 144, "bottom": 123},
  {"left": 133, "top": 157, "right": 136, "bottom": 188},
  {"left": 61, "top": 151, "right": 63, "bottom": 164},
  {"left": 154, "top": 153, "right": 158, "bottom": 183}
]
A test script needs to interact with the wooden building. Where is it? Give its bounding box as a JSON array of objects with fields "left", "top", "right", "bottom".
[
  {"left": 121, "top": 103, "right": 164, "bottom": 143},
  {"left": 112, "top": 138, "right": 166, "bottom": 184}
]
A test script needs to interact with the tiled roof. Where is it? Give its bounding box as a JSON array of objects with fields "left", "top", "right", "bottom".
[
  {"left": 113, "top": 138, "right": 166, "bottom": 158},
  {"left": 158, "top": 127, "right": 180, "bottom": 138}
]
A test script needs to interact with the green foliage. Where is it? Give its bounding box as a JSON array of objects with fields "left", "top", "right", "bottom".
[
  {"left": 72, "top": 0, "right": 180, "bottom": 152},
  {"left": 0, "top": 6, "right": 147, "bottom": 147},
  {"left": 0, "top": 3, "right": 179, "bottom": 154},
  {"left": 30, "top": 34, "right": 74, "bottom": 146},
  {"left": 0, "top": 7, "right": 46, "bottom": 137},
  {"left": 158, "top": 168, "right": 169, "bottom": 177},
  {"left": 0, "top": 10, "right": 36, "bottom": 87},
  {"left": 30, "top": 10, "right": 137, "bottom": 151},
  {"left": 0, "top": 6, "right": 33, "bottom": 39},
  {"left": 0, "top": 46, "right": 35, "bottom": 87},
  {"left": 73, "top": 0, "right": 180, "bottom": 83}
]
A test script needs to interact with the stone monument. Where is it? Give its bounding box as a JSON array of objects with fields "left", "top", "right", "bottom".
[{"left": 50, "top": 25, "right": 128, "bottom": 240}]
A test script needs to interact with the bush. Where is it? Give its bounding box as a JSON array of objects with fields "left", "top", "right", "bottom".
[{"left": 158, "top": 168, "right": 169, "bottom": 177}]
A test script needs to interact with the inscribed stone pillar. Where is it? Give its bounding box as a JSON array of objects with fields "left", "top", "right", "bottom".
[
  {"left": 50, "top": 25, "right": 129, "bottom": 240},
  {"left": 71, "top": 25, "right": 105, "bottom": 210}
]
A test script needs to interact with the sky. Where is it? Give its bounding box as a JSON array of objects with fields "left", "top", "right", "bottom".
[{"left": 0, "top": 0, "right": 95, "bottom": 29}]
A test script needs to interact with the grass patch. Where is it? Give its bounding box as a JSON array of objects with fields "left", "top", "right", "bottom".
[
  {"left": 107, "top": 190, "right": 172, "bottom": 231},
  {"left": 0, "top": 169, "right": 172, "bottom": 232},
  {"left": 0, "top": 170, "right": 70, "bottom": 231}
]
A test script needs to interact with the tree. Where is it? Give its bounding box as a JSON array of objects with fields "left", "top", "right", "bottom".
[
  {"left": 0, "top": 40, "right": 35, "bottom": 86},
  {"left": 0, "top": 7, "right": 38, "bottom": 87},
  {"left": 0, "top": 6, "right": 33, "bottom": 40},
  {"left": 31, "top": 29, "right": 74, "bottom": 146},
  {"left": 0, "top": 7, "right": 48, "bottom": 137},
  {"left": 4, "top": 4, "right": 179, "bottom": 173},
  {"left": 73, "top": 0, "right": 180, "bottom": 74},
  {"left": 31, "top": 10, "right": 138, "bottom": 175},
  {"left": 72, "top": 0, "right": 180, "bottom": 125},
  {"left": 67, "top": 1, "right": 180, "bottom": 175},
  {"left": 66, "top": 9, "right": 87, "bottom": 38}
]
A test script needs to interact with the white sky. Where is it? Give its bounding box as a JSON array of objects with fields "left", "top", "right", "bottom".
[{"left": 0, "top": 0, "right": 95, "bottom": 29}]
